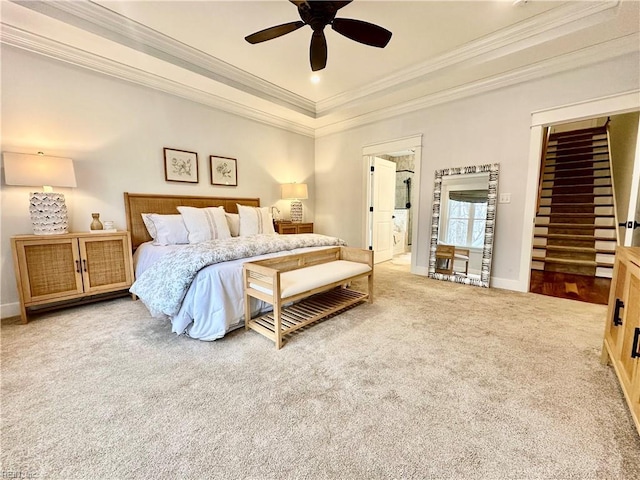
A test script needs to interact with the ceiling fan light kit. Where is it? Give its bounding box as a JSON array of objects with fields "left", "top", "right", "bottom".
[{"left": 245, "top": 0, "right": 392, "bottom": 71}]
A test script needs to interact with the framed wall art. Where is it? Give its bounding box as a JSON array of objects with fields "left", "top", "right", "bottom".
[
  {"left": 210, "top": 155, "right": 237, "bottom": 186},
  {"left": 164, "top": 148, "right": 198, "bottom": 183}
]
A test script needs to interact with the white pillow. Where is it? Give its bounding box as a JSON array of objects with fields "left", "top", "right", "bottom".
[
  {"left": 141, "top": 214, "right": 189, "bottom": 245},
  {"left": 225, "top": 213, "right": 240, "bottom": 237},
  {"left": 141, "top": 213, "right": 158, "bottom": 240},
  {"left": 177, "top": 206, "right": 231, "bottom": 243},
  {"left": 237, "top": 204, "right": 276, "bottom": 236}
]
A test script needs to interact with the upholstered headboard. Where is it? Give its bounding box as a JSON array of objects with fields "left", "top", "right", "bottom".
[{"left": 124, "top": 192, "right": 260, "bottom": 250}]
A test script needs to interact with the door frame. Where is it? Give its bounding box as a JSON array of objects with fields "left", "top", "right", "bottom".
[
  {"left": 362, "top": 134, "right": 423, "bottom": 273},
  {"left": 519, "top": 90, "right": 640, "bottom": 292}
]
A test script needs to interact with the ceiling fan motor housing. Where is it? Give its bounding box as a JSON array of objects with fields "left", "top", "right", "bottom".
[{"left": 298, "top": 1, "right": 338, "bottom": 31}]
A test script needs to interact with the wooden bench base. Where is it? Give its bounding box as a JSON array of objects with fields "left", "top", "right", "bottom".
[
  {"left": 243, "top": 247, "right": 373, "bottom": 349},
  {"left": 248, "top": 287, "right": 367, "bottom": 340}
]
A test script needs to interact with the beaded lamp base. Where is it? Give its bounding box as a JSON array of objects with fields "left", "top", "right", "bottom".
[
  {"left": 290, "top": 199, "right": 303, "bottom": 223},
  {"left": 29, "top": 192, "right": 69, "bottom": 235}
]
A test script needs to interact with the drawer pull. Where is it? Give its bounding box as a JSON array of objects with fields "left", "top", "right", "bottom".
[
  {"left": 613, "top": 298, "right": 624, "bottom": 326},
  {"left": 632, "top": 328, "right": 640, "bottom": 359},
  {"left": 75, "top": 260, "right": 81, "bottom": 273},
  {"left": 82, "top": 259, "right": 87, "bottom": 272}
]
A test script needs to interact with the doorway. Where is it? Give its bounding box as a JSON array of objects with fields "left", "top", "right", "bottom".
[
  {"left": 520, "top": 91, "right": 640, "bottom": 299},
  {"left": 529, "top": 114, "right": 640, "bottom": 304},
  {"left": 362, "top": 135, "right": 423, "bottom": 273}
]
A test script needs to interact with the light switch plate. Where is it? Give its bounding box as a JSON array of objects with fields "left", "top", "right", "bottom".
[{"left": 499, "top": 193, "right": 511, "bottom": 204}]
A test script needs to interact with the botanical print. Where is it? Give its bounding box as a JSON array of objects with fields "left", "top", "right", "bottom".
[
  {"left": 216, "top": 161, "right": 232, "bottom": 178},
  {"left": 164, "top": 148, "right": 198, "bottom": 183},
  {"left": 172, "top": 156, "right": 192, "bottom": 177},
  {"left": 210, "top": 156, "right": 237, "bottom": 186}
]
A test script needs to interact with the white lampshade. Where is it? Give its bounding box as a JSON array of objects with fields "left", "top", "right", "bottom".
[
  {"left": 3, "top": 152, "right": 76, "bottom": 188},
  {"left": 3, "top": 152, "right": 77, "bottom": 235},
  {"left": 281, "top": 183, "right": 308, "bottom": 200}
]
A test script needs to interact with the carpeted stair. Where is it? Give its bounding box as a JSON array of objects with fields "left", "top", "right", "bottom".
[{"left": 532, "top": 126, "right": 617, "bottom": 278}]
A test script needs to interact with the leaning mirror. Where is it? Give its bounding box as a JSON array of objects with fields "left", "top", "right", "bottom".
[{"left": 428, "top": 163, "right": 499, "bottom": 287}]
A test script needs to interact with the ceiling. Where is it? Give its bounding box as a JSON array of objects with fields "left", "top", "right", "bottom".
[{"left": 1, "top": 1, "right": 638, "bottom": 136}]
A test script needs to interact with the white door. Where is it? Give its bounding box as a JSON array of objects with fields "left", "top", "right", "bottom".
[
  {"left": 624, "top": 175, "right": 640, "bottom": 246},
  {"left": 624, "top": 121, "right": 640, "bottom": 246},
  {"left": 371, "top": 157, "right": 396, "bottom": 263}
]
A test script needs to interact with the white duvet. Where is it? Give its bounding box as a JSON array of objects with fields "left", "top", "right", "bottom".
[{"left": 132, "top": 234, "right": 344, "bottom": 341}]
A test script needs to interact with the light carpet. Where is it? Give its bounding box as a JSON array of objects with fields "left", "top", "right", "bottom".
[{"left": 1, "top": 261, "right": 639, "bottom": 480}]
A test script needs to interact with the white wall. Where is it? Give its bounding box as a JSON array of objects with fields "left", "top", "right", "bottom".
[
  {"left": 609, "top": 111, "right": 640, "bottom": 239},
  {"left": 0, "top": 47, "right": 315, "bottom": 316},
  {"left": 315, "top": 52, "right": 640, "bottom": 288},
  {"left": 2, "top": 46, "right": 639, "bottom": 316}
]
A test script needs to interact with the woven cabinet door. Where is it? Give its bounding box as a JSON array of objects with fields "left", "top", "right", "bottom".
[
  {"left": 13, "top": 237, "right": 84, "bottom": 304},
  {"left": 626, "top": 266, "right": 640, "bottom": 430},
  {"left": 618, "top": 259, "right": 640, "bottom": 402},
  {"left": 604, "top": 258, "right": 628, "bottom": 360},
  {"left": 77, "top": 233, "right": 133, "bottom": 294}
]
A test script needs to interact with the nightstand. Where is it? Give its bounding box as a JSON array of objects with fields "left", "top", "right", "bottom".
[
  {"left": 275, "top": 222, "right": 314, "bottom": 234},
  {"left": 11, "top": 231, "right": 135, "bottom": 323}
]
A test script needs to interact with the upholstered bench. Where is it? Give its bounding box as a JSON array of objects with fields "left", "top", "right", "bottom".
[{"left": 243, "top": 246, "right": 373, "bottom": 349}]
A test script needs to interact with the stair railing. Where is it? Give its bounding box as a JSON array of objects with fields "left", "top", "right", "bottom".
[
  {"left": 605, "top": 120, "right": 621, "bottom": 246},
  {"left": 536, "top": 126, "right": 551, "bottom": 214}
]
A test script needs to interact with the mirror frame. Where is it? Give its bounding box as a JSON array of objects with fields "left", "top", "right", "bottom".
[{"left": 428, "top": 163, "right": 499, "bottom": 287}]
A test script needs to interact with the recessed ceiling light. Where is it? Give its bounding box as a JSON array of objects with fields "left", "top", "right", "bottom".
[{"left": 310, "top": 74, "right": 321, "bottom": 84}]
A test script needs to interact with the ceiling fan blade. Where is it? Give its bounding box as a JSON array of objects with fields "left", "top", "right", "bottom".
[
  {"left": 310, "top": 30, "right": 327, "bottom": 71},
  {"left": 245, "top": 21, "right": 305, "bottom": 44},
  {"left": 331, "top": 18, "right": 392, "bottom": 48}
]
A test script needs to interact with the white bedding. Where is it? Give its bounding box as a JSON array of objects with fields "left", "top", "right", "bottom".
[{"left": 133, "top": 240, "right": 339, "bottom": 341}]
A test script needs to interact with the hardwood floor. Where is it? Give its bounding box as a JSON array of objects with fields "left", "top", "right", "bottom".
[{"left": 529, "top": 270, "right": 611, "bottom": 305}]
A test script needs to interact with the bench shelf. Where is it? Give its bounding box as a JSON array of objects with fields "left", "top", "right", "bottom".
[{"left": 250, "top": 287, "right": 367, "bottom": 338}]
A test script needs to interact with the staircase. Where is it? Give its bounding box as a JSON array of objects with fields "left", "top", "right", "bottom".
[{"left": 531, "top": 126, "right": 617, "bottom": 279}]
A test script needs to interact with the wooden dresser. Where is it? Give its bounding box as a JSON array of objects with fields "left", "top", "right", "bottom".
[
  {"left": 601, "top": 246, "right": 640, "bottom": 435},
  {"left": 11, "top": 231, "right": 134, "bottom": 323},
  {"left": 274, "top": 222, "right": 313, "bottom": 235}
]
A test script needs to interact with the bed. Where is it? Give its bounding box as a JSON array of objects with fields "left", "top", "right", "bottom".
[{"left": 124, "top": 193, "right": 345, "bottom": 340}]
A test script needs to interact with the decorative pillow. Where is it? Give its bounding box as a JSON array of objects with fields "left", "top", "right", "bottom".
[
  {"left": 237, "top": 204, "right": 276, "bottom": 236},
  {"left": 141, "top": 213, "right": 158, "bottom": 240},
  {"left": 177, "top": 206, "right": 231, "bottom": 243},
  {"left": 225, "top": 213, "right": 240, "bottom": 237},
  {"left": 141, "top": 213, "right": 189, "bottom": 245}
]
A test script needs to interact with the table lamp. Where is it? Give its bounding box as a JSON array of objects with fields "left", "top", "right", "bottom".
[
  {"left": 3, "top": 152, "right": 77, "bottom": 235},
  {"left": 281, "top": 183, "right": 308, "bottom": 223}
]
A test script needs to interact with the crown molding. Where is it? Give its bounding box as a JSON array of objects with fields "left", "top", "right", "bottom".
[
  {"left": 316, "top": 0, "right": 620, "bottom": 116},
  {"left": 12, "top": 0, "right": 621, "bottom": 123},
  {"left": 1, "top": 8, "right": 636, "bottom": 140},
  {"left": 0, "top": 24, "right": 315, "bottom": 138},
  {"left": 12, "top": 0, "right": 317, "bottom": 118},
  {"left": 314, "top": 34, "right": 639, "bottom": 138}
]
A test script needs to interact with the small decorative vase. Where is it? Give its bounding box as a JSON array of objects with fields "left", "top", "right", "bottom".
[{"left": 90, "top": 213, "right": 103, "bottom": 230}]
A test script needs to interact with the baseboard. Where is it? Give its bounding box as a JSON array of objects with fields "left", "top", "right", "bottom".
[
  {"left": 1, "top": 302, "right": 21, "bottom": 320},
  {"left": 491, "top": 276, "right": 526, "bottom": 292},
  {"left": 411, "top": 265, "right": 429, "bottom": 276}
]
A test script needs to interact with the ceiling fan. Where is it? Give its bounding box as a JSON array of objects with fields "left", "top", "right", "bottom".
[{"left": 245, "top": 0, "right": 392, "bottom": 71}]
